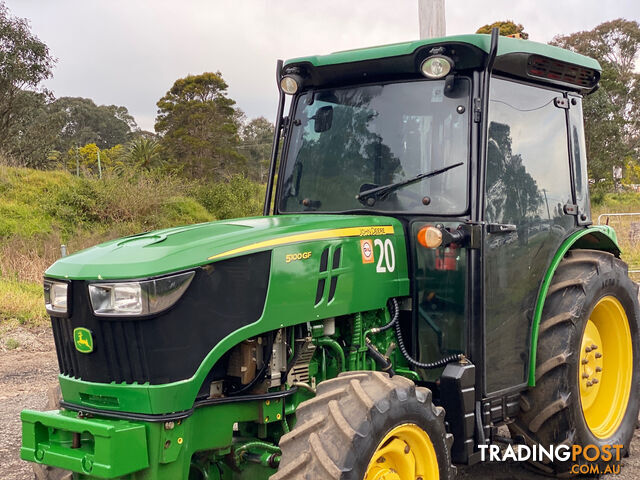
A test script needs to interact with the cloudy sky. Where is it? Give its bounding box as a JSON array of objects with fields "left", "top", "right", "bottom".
[{"left": 5, "top": 0, "right": 639, "bottom": 131}]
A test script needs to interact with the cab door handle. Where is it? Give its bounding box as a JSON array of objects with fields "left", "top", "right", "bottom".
[{"left": 487, "top": 223, "right": 517, "bottom": 234}]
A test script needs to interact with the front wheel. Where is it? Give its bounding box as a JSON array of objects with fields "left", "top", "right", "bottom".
[
  {"left": 511, "top": 249, "right": 640, "bottom": 475},
  {"left": 273, "top": 371, "right": 454, "bottom": 480}
]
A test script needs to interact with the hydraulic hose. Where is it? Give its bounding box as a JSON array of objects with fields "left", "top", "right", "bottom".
[
  {"left": 363, "top": 306, "right": 398, "bottom": 341},
  {"left": 391, "top": 298, "right": 463, "bottom": 369}
]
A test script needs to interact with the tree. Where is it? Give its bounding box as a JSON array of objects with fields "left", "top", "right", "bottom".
[
  {"left": 476, "top": 20, "right": 529, "bottom": 39},
  {"left": 155, "top": 72, "right": 245, "bottom": 179},
  {"left": 125, "top": 136, "right": 163, "bottom": 171},
  {"left": 551, "top": 19, "right": 640, "bottom": 181},
  {"left": 52, "top": 96, "right": 137, "bottom": 151},
  {"left": 61, "top": 142, "right": 125, "bottom": 176},
  {"left": 238, "top": 117, "right": 273, "bottom": 182},
  {"left": 0, "top": 2, "right": 55, "bottom": 149},
  {"left": 5, "top": 89, "right": 64, "bottom": 168}
]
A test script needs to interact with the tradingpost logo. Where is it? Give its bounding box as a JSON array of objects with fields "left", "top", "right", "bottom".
[
  {"left": 479, "top": 443, "right": 623, "bottom": 475},
  {"left": 73, "top": 327, "right": 94, "bottom": 353}
]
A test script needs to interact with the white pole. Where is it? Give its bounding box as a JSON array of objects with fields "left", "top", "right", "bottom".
[{"left": 418, "top": 0, "right": 446, "bottom": 39}]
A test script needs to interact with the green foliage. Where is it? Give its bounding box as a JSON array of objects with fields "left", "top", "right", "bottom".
[
  {"left": 51, "top": 96, "right": 137, "bottom": 151},
  {"left": 192, "top": 175, "right": 265, "bottom": 220},
  {"left": 0, "top": 276, "right": 46, "bottom": 327},
  {"left": 552, "top": 19, "right": 640, "bottom": 183},
  {"left": 239, "top": 117, "right": 274, "bottom": 182},
  {"left": 4, "top": 89, "right": 64, "bottom": 168},
  {"left": 59, "top": 143, "right": 125, "bottom": 176},
  {"left": 155, "top": 72, "right": 245, "bottom": 179},
  {"left": 5, "top": 338, "right": 19, "bottom": 349},
  {"left": 0, "top": 2, "right": 54, "bottom": 151},
  {"left": 124, "top": 136, "right": 163, "bottom": 171},
  {"left": 590, "top": 190, "right": 640, "bottom": 211},
  {"left": 476, "top": 20, "right": 529, "bottom": 39}
]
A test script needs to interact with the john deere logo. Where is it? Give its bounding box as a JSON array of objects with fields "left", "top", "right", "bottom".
[{"left": 73, "top": 328, "right": 94, "bottom": 354}]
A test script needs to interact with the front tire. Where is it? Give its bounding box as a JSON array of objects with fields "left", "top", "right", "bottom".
[
  {"left": 511, "top": 249, "right": 640, "bottom": 475},
  {"left": 273, "top": 371, "right": 454, "bottom": 480}
]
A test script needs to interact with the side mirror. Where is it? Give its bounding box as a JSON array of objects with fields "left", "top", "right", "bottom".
[{"left": 313, "top": 106, "right": 333, "bottom": 133}]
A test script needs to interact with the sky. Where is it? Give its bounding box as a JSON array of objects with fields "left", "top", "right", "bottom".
[{"left": 5, "top": 0, "right": 639, "bottom": 132}]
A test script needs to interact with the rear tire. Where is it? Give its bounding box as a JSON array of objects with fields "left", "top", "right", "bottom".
[
  {"left": 272, "top": 371, "right": 454, "bottom": 480},
  {"left": 510, "top": 249, "right": 640, "bottom": 475}
]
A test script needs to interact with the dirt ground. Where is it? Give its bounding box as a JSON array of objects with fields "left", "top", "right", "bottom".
[{"left": 0, "top": 327, "right": 638, "bottom": 479}]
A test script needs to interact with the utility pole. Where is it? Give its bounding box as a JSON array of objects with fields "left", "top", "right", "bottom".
[{"left": 418, "top": 0, "right": 446, "bottom": 39}]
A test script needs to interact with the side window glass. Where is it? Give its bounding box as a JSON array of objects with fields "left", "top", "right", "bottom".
[
  {"left": 568, "top": 95, "right": 591, "bottom": 223},
  {"left": 486, "top": 78, "right": 573, "bottom": 226}
]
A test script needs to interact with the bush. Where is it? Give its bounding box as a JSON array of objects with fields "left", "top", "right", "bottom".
[{"left": 193, "top": 175, "right": 264, "bottom": 220}]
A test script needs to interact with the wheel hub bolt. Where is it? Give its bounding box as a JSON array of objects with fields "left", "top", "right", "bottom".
[
  {"left": 585, "top": 346, "right": 592, "bottom": 353},
  {"left": 404, "top": 445, "right": 410, "bottom": 454},
  {"left": 581, "top": 358, "right": 589, "bottom": 365},
  {"left": 586, "top": 381, "right": 593, "bottom": 387},
  {"left": 595, "top": 352, "right": 602, "bottom": 359},
  {"left": 592, "top": 378, "right": 599, "bottom": 384},
  {"left": 582, "top": 373, "right": 590, "bottom": 379},
  {"left": 596, "top": 366, "right": 602, "bottom": 373},
  {"left": 591, "top": 344, "right": 598, "bottom": 350},
  {"left": 377, "top": 457, "right": 386, "bottom": 463}
]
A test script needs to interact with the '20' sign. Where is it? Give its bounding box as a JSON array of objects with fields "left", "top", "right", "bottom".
[{"left": 374, "top": 238, "right": 395, "bottom": 273}]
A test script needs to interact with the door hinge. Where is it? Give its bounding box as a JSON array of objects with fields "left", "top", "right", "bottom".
[
  {"left": 563, "top": 203, "right": 578, "bottom": 215},
  {"left": 554, "top": 97, "right": 569, "bottom": 109},
  {"left": 473, "top": 98, "right": 482, "bottom": 123}
]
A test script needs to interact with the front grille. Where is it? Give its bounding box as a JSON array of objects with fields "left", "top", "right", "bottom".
[{"left": 50, "top": 251, "right": 271, "bottom": 385}]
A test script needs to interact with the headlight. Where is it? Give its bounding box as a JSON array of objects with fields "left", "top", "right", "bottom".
[
  {"left": 44, "top": 280, "right": 69, "bottom": 316},
  {"left": 88, "top": 271, "right": 195, "bottom": 317}
]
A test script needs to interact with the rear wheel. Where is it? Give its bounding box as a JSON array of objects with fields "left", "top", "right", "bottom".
[
  {"left": 273, "top": 371, "right": 454, "bottom": 480},
  {"left": 510, "top": 249, "right": 640, "bottom": 475}
]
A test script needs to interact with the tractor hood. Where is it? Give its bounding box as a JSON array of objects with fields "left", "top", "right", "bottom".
[{"left": 45, "top": 214, "right": 402, "bottom": 280}]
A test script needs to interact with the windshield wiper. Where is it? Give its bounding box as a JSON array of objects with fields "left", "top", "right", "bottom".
[{"left": 356, "top": 162, "right": 464, "bottom": 206}]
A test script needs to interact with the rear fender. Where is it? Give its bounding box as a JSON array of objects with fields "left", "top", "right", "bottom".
[{"left": 527, "top": 226, "right": 620, "bottom": 386}]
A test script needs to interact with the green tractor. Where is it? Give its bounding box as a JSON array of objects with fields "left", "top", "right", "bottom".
[{"left": 21, "top": 29, "right": 640, "bottom": 480}]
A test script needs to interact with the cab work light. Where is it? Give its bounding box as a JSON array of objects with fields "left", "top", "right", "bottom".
[
  {"left": 280, "top": 74, "right": 303, "bottom": 95},
  {"left": 88, "top": 271, "right": 194, "bottom": 317},
  {"left": 420, "top": 55, "right": 453, "bottom": 79}
]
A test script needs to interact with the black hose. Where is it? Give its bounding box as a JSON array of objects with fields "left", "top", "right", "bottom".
[
  {"left": 366, "top": 341, "right": 395, "bottom": 376},
  {"left": 370, "top": 303, "right": 398, "bottom": 334},
  {"left": 391, "top": 298, "right": 463, "bottom": 369}
]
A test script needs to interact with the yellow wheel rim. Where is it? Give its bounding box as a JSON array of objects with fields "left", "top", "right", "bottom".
[
  {"left": 579, "top": 296, "right": 633, "bottom": 439},
  {"left": 364, "top": 423, "right": 439, "bottom": 480}
]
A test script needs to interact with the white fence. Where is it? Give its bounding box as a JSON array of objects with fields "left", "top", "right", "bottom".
[{"left": 597, "top": 212, "right": 640, "bottom": 278}]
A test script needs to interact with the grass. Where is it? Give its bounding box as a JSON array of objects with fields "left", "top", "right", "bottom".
[
  {"left": 591, "top": 192, "right": 640, "bottom": 279},
  {"left": 0, "top": 277, "right": 47, "bottom": 330},
  {"left": 0, "top": 165, "right": 264, "bottom": 331}
]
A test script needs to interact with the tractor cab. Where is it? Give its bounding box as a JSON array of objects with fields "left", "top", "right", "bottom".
[{"left": 269, "top": 33, "right": 601, "bottom": 396}]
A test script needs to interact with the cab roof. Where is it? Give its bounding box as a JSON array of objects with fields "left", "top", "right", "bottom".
[
  {"left": 284, "top": 34, "right": 600, "bottom": 72},
  {"left": 283, "top": 34, "right": 600, "bottom": 94}
]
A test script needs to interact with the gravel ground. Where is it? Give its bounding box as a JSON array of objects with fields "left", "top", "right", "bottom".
[{"left": 0, "top": 326, "right": 638, "bottom": 479}]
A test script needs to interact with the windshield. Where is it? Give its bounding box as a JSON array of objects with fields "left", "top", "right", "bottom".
[{"left": 278, "top": 79, "right": 470, "bottom": 214}]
